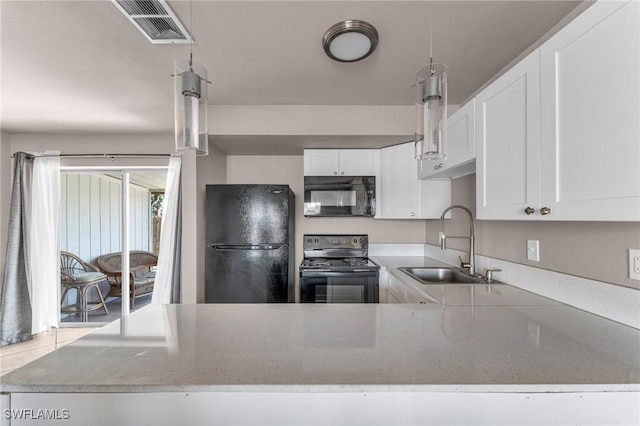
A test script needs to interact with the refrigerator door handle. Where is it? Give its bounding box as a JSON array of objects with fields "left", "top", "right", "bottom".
[{"left": 209, "top": 243, "right": 284, "bottom": 250}]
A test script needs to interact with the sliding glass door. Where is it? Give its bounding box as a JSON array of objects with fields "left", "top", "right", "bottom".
[{"left": 59, "top": 168, "right": 167, "bottom": 325}]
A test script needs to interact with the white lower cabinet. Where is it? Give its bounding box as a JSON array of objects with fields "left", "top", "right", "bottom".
[
  {"left": 378, "top": 142, "right": 451, "bottom": 219},
  {"left": 387, "top": 274, "right": 433, "bottom": 304},
  {"left": 387, "top": 290, "right": 402, "bottom": 304}
]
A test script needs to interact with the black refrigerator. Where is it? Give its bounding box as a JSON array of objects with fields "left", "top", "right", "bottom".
[{"left": 205, "top": 185, "right": 295, "bottom": 303}]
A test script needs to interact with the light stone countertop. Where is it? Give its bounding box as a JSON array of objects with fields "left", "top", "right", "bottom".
[
  {"left": 371, "top": 256, "right": 566, "bottom": 307},
  {"left": 1, "top": 303, "right": 639, "bottom": 394}
]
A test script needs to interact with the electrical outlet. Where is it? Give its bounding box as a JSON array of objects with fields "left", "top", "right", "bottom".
[
  {"left": 629, "top": 249, "right": 640, "bottom": 280},
  {"left": 527, "top": 240, "right": 540, "bottom": 262}
]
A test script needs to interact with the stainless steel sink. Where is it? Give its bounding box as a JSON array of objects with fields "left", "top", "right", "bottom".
[{"left": 398, "top": 267, "right": 485, "bottom": 284}]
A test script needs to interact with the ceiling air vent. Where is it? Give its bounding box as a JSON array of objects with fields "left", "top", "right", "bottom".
[{"left": 112, "top": 0, "right": 192, "bottom": 44}]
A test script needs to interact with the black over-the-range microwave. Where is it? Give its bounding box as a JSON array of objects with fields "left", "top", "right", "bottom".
[{"left": 303, "top": 176, "right": 376, "bottom": 217}]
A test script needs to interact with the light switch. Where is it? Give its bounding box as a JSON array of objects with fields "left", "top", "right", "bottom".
[
  {"left": 630, "top": 249, "right": 640, "bottom": 280},
  {"left": 527, "top": 240, "right": 540, "bottom": 262}
]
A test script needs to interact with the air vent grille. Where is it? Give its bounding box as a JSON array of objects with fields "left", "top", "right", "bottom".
[
  {"left": 117, "top": 0, "right": 168, "bottom": 16},
  {"left": 134, "top": 17, "right": 186, "bottom": 41},
  {"left": 112, "top": 0, "right": 192, "bottom": 44}
]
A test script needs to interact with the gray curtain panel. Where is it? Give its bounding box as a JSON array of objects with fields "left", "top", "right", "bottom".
[
  {"left": 0, "top": 152, "right": 33, "bottom": 347},
  {"left": 170, "top": 176, "right": 182, "bottom": 304}
]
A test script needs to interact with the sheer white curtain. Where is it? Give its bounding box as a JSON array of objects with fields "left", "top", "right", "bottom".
[
  {"left": 152, "top": 156, "right": 182, "bottom": 304},
  {"left": 29, "top": 155, "right": 60, "bottom": 334}
]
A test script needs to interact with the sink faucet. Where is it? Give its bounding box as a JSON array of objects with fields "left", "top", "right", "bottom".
[{"left": 440, "top": 205, "right": 476, "bottom": 276}]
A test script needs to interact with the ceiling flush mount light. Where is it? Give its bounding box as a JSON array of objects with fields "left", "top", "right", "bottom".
[
  {"left": 174, "top": 1, "right": 209, "bottom": 156},
  {"left": 415, "top": 26, "right": 447, "bottom": 161},
  {"left": 322, "top": 20, "right": 378, "bottom": 62}
]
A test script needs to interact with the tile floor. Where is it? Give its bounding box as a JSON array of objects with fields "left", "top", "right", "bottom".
[{"left": 0, "top": 327, "right": 96, "bottom": 377}]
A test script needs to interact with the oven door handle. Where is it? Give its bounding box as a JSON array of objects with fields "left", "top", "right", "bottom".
[{"left": 300, "top": 271, "right": 379, "bottom": 278}]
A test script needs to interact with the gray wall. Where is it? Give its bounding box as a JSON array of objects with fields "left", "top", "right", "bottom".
[
  {"left": 196, "top": 145, "right": 227, "bottom": 302},
  {"left": 0, "top": 131, "right": 11, "bottom": 280},
  {"left": 425, "top": 174, "right": 640, "bottom": 290},
  {"left": 223, "top": 154, "right": 428, "bottom": 301}
]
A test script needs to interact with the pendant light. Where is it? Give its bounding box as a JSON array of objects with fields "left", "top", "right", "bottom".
[
  {"left": 415, "top": 23, "right": 447, "bottom": 161},
  {"left": 174, "top": 1, "right": 209, "bottom": 156}
]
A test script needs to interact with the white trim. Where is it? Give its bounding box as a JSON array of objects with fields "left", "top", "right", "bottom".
[
  {"left": 424, "top": 244, "right": 640, "bottom": 329},
  {"left": 121, "top": 172, "right": 130, "bottom": 316},
  {"left": 60, "top": 166, "right": 169, "bottom": 172},
  {"left": 9, "top": 391, "right": 639, "bottom": 426}
]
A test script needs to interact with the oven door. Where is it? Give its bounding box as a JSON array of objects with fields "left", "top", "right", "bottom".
[{"left": 300, "top": 271, "right": 379, "bottom": 303}]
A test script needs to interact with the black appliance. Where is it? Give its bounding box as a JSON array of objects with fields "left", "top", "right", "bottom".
[
  {"left": 303, "top": 176, "right": 375, "bottom": 217},
  {"left": 205, "top": 185, "right": 295, "bottom": 303},
  {"left": 300, "top": 234, "right": 379, "bottom": 303}
]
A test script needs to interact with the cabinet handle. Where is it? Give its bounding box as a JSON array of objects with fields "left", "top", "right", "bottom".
[
  {"left": 333, "top": 171, "right": 338, "bottom": 175},
  {"left": 410, "top": 212, "right": 415, "bottom": 217},
  {"left": 341, "top": 171, "right": 345, "bottom": 175},
  {"left": 540, "top": 207, "right": 551, "bottom": 215},
  {"left": 434, "top": 163, "right": 445, "bottom": 170},
  {"left": 524, "top": 206, "right": 535, "bottom": 215}
]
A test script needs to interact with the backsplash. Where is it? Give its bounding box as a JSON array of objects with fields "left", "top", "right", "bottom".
[{"left": 425, "top": 174, "right": 640, "bottom": 290}]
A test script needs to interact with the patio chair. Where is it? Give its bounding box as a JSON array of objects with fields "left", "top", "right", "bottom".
[
  {"left": 60, "top": 251, "right": 109, "bottom": 322},
  {"left": 97, "top": 251, "right": 157, "bottom": 309}
]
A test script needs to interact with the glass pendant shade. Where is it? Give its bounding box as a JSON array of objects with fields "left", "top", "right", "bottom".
[
  {"left": 174, "top": 58, "right": 208, "bottom": 156},
  {"left": 415, "top": 63, "right": 447, "bottom": 160}
]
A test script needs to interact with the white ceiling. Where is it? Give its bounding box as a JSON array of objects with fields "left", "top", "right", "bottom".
[{"left": 1, "top": 0, "right": 583, "bottom": 154}]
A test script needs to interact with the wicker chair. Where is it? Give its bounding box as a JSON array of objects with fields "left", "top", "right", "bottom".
[
  {"left": 60, "top": 251, "right": 109, "bottom": 321},
  {"left": 97, "top": 251, "right": 158, "bottom": 308}
]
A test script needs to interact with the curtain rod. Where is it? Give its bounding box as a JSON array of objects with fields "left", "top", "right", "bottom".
[{"left": 12, "top": 152, "right": 177, "bottom": 159}]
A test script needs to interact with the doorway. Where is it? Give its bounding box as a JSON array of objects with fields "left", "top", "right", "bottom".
[{"left": 59, "top": 169, "right": 167, "bottom": 325}]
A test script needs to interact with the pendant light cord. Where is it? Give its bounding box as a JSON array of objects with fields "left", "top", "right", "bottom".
[
  {"left": 429, "top": 18, "right": 435, "bottom": 73},
  {"left": 189, "top": 0, "right": 193, "bottom": 69},
  {"left": 429, "top": 17, "right": 433, "bottom": 64}
]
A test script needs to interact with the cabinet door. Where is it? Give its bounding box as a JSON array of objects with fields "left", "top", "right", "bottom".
[
  {"left": 378, "top": 268, "right": 388, "bottom": 303},
  {"left": 540, "top": 0, "right": 640, "bottom": 221},
  {"left": 476, "top": 51, "right": 541, "bottom": 220},
  {"left": 303, "top": 150, "right": 340, "bottom": 176},
  {"left": 420, "top": 100, "right": 476, "bottom": 180},
  {"left": 402, "top": 286, "right": 433, "bottom": 304},
  {"left": 387, "top": 274, "right": 433, "bottom": 304},
  {"left": 387, "top": 290, "right": 402, "bottom": 304},
  {"left": 339, "top": 150, "right": 376, "bottom": 175},
  {"left": 379, "top": 143, "right": 417, "bottom": 218},
  {"left": 380, "top": 142, "right": 451, "bottom": 219}
]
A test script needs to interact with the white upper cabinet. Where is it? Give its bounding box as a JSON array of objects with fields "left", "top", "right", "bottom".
[
  {"left": 419, "top": 99, "right": 476, "bottom": 180},
  {"left": 477, "top": 0, "right": 639, "bottom": 221},
  {"left": 378, "top": 142, "right": 450, "bottom": 219},
  {"left": 476, "top": 51, "right": 541, "bottom": 220},
  {"left": 303, "top": 149, "right": 377, "bottom": 176},
  {"left": 539, "top": 0, "right": 640, "bottom": 221}
]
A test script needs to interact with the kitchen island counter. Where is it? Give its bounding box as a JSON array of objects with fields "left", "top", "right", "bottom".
[{"left": 2, "top": 303, "right": 639, "bottom": 425}]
